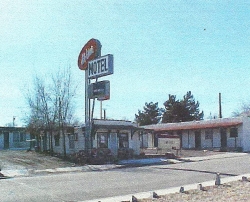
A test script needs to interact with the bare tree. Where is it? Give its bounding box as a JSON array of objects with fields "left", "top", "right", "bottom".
[
  {"left": 232, "top": 102, "right": 250, "bottom": 117},
  {"left": 24, "top": 66, "right": 78, "bottom": 157},
  {"left": 52, "top": 66, "right": 77, "bottom": 157}
]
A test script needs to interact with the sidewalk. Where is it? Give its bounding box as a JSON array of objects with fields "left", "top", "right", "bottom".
[
  {"left": 178, "top": 152, "right": 248, "bottom": 162},
  {"left": 1, "top": 164, "right": 122, "bottom": 177}
]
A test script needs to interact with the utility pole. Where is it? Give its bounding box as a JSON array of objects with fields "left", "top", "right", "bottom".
[
  {"left": 219, "top": 93, "right": 222, "bottom": 118},
  {"left": 13, "top": 116, "right": 16, "bottom": 127}
]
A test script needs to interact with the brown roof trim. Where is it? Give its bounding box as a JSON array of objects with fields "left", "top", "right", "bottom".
[{"left": 144, "top": 118, "right": 243, "bottom": 132}]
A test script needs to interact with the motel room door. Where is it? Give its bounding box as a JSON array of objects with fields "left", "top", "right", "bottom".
[
  {"left": 109, "top": 133, "right": 118, "bottom": 156},
  {"left": 3, "top": 132, "right": 9, "bottom": 149},
  {"left": 154, "top": 134, "right": 158, "bottom": 147},
  {"left": 220, "top": 128, "right": 227, "bottom": 148},
  {"left": 195, "top": 131, "right": 201, "bottom": 149}
]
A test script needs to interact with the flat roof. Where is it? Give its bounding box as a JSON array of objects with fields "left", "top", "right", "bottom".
[
  {"left": 143, "top": 118, "right": 243, "bottom": 132},
  {"left": 82, "top": 119, "right": 139, "bottom": 131}
]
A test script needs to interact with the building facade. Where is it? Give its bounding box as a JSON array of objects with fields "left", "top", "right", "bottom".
[
  {"left": 89, "top": 119, "right": 141, "bottom": 156},
  {"left": 40, "top": 119, "right": 141, "bottom": 157},
  {"left": 0, "top": 127, "right": 31, "bottom": 150},
  {"left": 143, "top": 117, "right": 250, "bottom": 152}
]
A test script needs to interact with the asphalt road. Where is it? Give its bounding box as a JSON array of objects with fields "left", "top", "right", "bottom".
[{"left": 1, "top": 154, "right": 250, "bottom": 202}]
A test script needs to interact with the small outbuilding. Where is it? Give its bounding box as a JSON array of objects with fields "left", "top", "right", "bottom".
[{"left": 0, "top": 127, "right": 31, "bottom": 150}]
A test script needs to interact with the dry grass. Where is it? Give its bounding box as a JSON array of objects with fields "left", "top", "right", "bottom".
[{"left": 0, "top": 150, "right": 73, "bottom": 170}]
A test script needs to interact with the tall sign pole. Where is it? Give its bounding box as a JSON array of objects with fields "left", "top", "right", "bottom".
[
  {"left": 78, "top": 39, "right": 101, "bottom": 152},
  {"left": 85, "top": 70, "right": 90, "bottom": 150},
  {"left": 78, "top": 38, "right": 113, "bottom": 153}
]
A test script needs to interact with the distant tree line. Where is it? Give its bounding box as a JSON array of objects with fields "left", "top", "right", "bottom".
[{"left": 135, "top": 91, "right": 204, "bottom": 126}]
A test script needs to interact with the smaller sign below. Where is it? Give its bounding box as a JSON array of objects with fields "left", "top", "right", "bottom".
[
  {"left": 88, "top": 54, "right": 113, "bottom": 79},
  {"left": 88, "top": 80, "right": 110, "bottom": 100}
]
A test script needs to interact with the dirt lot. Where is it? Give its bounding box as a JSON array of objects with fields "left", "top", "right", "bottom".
[
  {"left": 0, "top": 150, "right": 73, "bottom": 170},
  {"left": 0, "top": 149, "right": 224, "bottom": 171}
]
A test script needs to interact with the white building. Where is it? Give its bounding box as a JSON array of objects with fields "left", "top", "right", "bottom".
[
  {"left": 41, "top": 119, "right": 141, "bottom": 157},
  {"left": 83, "top": 119, "right": 141, "bottom": 157},
  {"left": 142, "top": 117, "right": 250, "bottom": 152}
]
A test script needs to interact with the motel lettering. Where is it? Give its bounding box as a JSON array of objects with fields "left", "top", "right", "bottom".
[{"left": 88, "top": 54, "right": 114, "bottom": 79}]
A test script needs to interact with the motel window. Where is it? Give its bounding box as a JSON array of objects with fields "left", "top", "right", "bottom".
[
  {"left": 97, "top": 133, "right": 108, "bottom": 148},
  {"left": 13, "top": 132, "right": 27, "bottom": 142},
  {"left": 119, "top": 133, "right": 129, "bottom": 148},
  {"left": 13, "top": 132, "right": 20, "bottom": 142},
  {"left": 20, "top": 132, "right": 26, "bottom": 142},
  {"left": 205, "top": 129, "right": 213, "bottom": 140},
  {"left": 230, "top": 128, "right": 238, "bottom": 138}
]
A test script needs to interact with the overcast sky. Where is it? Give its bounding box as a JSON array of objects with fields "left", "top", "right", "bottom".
[{"left": 1, "top": 1, "right": 250, "bottom": 126}]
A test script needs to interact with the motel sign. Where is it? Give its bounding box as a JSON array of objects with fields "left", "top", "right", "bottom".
[{"left": 88, "top": 54, "right": 113, "bottom": 79}]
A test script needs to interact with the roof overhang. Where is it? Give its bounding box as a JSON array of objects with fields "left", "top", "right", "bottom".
[
  {"left": 82, "top": 119, "right": 140, "bottom": 132},
  {"left": 143, "top": 118, "right": 243, "bottom": 133}
]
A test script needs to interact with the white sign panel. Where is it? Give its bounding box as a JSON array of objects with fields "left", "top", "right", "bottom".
[{"left": 88, "top": 54, "right": 114, "bottom": 79}]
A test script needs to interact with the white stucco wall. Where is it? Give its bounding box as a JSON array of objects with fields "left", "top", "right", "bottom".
[
  {"left": 212, "top": 129, "right": 220, "bottom": 148},
  {"left": 140, "top": 133, "right": 149, "bottom": 148},
  {"left": 201, "top": 130, "right": 212, "bottom": 148},
  {"left": 182, "top": 133, "right": 189, "bottom": 148},
  {"left": 241, "top": 117, "right": 250, "bottom": 152},
  {"left": 130, "top": 132, "right": 140, "bottom": 155},
  {"left": 145, "top": 133, "right": 154, "bottom": 148}
]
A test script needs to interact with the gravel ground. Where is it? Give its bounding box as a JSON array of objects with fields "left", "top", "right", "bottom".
[
  {"left": 0, "top": 150, "right": 73, "bottom": 170},
  {"left": 139, "top": 180, "right": 250, "bottom": 201}
]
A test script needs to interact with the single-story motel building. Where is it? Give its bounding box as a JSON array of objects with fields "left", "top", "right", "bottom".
[
  {"left": 41, "top": 119, "right": 141, "bottom": 157},
  {"left": 2, "top": 117, "right": 250, "bottom": 157},
  {"left": 43, "top": 116, "right": 250, "bottom": 157},
  {"left": 142, "top": 116, "right": 250, "bottom": 153},
  {"left": 0, "top": 127, "right": 31, "bottom": 150}
]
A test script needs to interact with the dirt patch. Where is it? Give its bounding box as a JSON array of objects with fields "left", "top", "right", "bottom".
[
  {"left": 0, "top": 150, "right": 73, "bottom": 170},
  {"left": 0, "top": 149, "right": 226, "bottom": 171}
]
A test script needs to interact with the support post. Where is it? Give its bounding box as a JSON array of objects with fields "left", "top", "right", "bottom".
[
  {"left": 100, "top": 100, "right": 102, "bottom": 119},
  {"left": 85, "top": 70, "right": 92, "bottom": 152}
]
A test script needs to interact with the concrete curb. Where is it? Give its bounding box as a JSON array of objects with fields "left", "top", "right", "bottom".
[
  {"left": 1, "top": 164, "right": 123, "bottom": 177},
  {"left": 83, "top": 173, "right": 250, "bottom": 202},
  {"left": 178, "top": 152, "right": 248, "bottom": 162}
]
